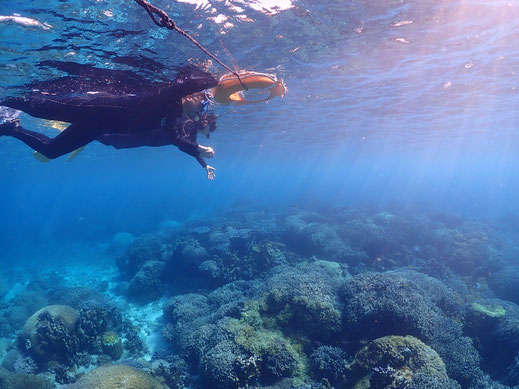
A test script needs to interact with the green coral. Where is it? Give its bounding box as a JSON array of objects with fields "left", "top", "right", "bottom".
[
  {"left": 352, "top": 336, "right": 457, "bottom": 388},
  {"left": 266, "top": 289, "right": 342, "bottom": 335},
  {"left": 101, "top": 331, "right": 119, "bottom": 346},
  {"left": 471, "top": 302, "right": 506, "bottom": 318},
  {"left": 356, "top": 336, "right": 447, "bottom": 377},
  {"left": 226, "top": 299, "right": 309, "bottom": 385},
  {"left": 239, "top": 300, "right": 267, "bottom": 329},
  {"left": 101, "top": 331, "right": 123, "bottom": 360},
  {"left": 262, "top": 262, "right": 344, "bottom": 339}
]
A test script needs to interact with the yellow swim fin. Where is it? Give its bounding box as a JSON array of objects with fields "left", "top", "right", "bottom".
[
  {"left": 65, "top": 146, "right": 85, "bottom": 162},
  {"left": 33, "top": 151, "right": 50, "bottom": 163},
  {"left": 33, "top": 147, "right": 85, "bottom": 163},
  {"left": 33, "top": 120, "right": 86, "bottom": 162}
]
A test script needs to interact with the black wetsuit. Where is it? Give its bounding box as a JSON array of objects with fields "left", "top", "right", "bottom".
[
  {"left": 98, "top": 117, "right": 209, "bottom": 167},
  {"left": 0, "top": 63, "right": 217, "bottom": 168}
]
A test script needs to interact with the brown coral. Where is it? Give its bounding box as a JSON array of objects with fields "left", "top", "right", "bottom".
[
  {"left": 22, "top": 305, "right": 79, "bottom": 361},
  {"left": 352, "top": 335, "right": 456, "bottom": 388},
  {"left": 63, "top": 364, "right": 166, "bottom": 389}
]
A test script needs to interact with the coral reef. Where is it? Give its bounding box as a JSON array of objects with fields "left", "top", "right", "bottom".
[
  {"left": 464, "top": 299, "right": 519, "bottom": 381},
  {"left": 1, "top": 350, "right": 20, "bottom": 371},
  {"left": 12, "top": 355, "right": 38, "bottom": 374},
  {"left": 310, "top": 346, "right": 351, "bottom": 385},
  {"left": 0, "top": 291, "right": 48, "bottom": 337},
  {"left": 0, "top": 367, "right": 54, "bottom": 389},
  {"left": 488, "top": 267, "right": 519, "bottom": 305},
  {"left": 62, "top": 364, "right": 166, "bottom": 388},
  {"left": 109, "top": 231, "right": 135, "bottom": 255},
  {"left": 340, "top": 270, "right": 486, "bottom": 387},
  {"left": 264, "top": 261, "right": 346, "bottom": 340},
  {"left": 101, "top": 331, "right": 123, "bottom": 360},
  {"left": 350, "top": 335, "right": 461, "bottom": 388},
  {"left": 0, "top": 274, "right": 9, "bottom": 299},
  {"left": 22, "top": 305, "right": 80, "bottom": 364},
  {"left": 152, "top": 354, "right": 191, "bottom": 389},
  {"left": 283, "top": 211, "right": 352, "bottom": 263},
  {"left": 48, "top": 286, "right": 112, "bottom": 311},
  {"left": 27, "top": 272, "right": 64, "bottom": 295},
  {"left": 154, "top": 207, "right": 519, "bottom": 388},
  {"left": 162, "top": 261, "right": 349, "bottom": 388},
  {"left": 3, "top": 206, "right": 519, "bottom": 388},
  {"left": 121, "top": 319, "right": 147, "bottom": 357},
  {"left": 116, "top": 233, "right": 164, "bottom": 280},
  {"left": 472, "top": 301, "right": 506, "bottom": 318},
  {"left": 128, "top": 260, "right": 166, "bottom": 303},
  {"left": 165, "top": 237, "right": 209, "bottom": 273},
  {"left": 76, "top": 301, "right": 122, "bottom": 355}
]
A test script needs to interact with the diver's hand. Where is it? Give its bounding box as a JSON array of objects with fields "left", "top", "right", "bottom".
[
  {"left": 205, "top": 165, "right": 216, "bottom": 181},
  {"left": 198, "top": 145, "right": 214, "bottom": 158}
]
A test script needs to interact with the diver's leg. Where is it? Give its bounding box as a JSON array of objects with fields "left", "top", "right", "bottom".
[
  {"left": 0, "top": 121, "right": 96, "bottom": 159},
  {"left": 97, "top": 133, "right": 146, "bottom": 149}
]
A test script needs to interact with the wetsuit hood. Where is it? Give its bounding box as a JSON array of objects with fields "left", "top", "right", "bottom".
[{"left": 170, "top": 65, "right": 218, "bottom": 98}]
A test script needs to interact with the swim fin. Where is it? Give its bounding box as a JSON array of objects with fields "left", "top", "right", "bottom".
[
  {"left": 65, "top": 146, "right": 85, "bottom": 162},
  {"left": 33, "top": 146, "right": 85, "bottom": 163},
  {"left": 33, "top": 151, "right": 50, "bottom": 163},
  {"left": 33, "top": 120, "right": 85, "bottom": 162}
]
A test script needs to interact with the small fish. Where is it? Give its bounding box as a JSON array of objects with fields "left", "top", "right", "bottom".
[
  {"left": 0, "top": 14, "right": 52, "bottom": 30},
  {"left": 390, "top": 20, "right": 413, "bottom": 27}
]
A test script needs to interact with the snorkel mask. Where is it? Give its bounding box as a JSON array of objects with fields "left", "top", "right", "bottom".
[
  {"left": 194, "top": 97, "right": 217, "bottom": 138},
  {"left": 194, "top": 97, "right": 212, "bottom": 122}
]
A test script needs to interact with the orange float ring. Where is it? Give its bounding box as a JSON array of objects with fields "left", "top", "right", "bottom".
[{"left": 212, "top": 72, "right": 286, "bottom": 105}]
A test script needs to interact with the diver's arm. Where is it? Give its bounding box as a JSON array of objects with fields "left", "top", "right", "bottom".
[
  {"left": 175, "top": 137, "right": 214, "bottom": 158},
  {"left": 196, "top": 156, "right": 207, "bottom": 168},
  {"left": 174, "top": 137, "right": 216, "bottom": 180},
  {"left": 175, "top": 137, "right": 199, "bottom": 158}
]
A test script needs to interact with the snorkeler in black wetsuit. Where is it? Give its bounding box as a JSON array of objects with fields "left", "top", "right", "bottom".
[
  {"left": 0, "top": 64, "right": 218, "bottom": 179},
  {"left": 98, "top": 107, "right": 217, "bottom": 171}
]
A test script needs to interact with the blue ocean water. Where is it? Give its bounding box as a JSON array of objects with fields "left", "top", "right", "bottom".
[{"left": 1, "top": 0, "right": 519, "bottom": 388}]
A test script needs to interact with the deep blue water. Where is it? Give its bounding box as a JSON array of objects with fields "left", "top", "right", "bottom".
[
  {"left": 1, "top": 0, "right": 519, "bottom": 388},
  {"left": 2, "top": 0, "right": 519, "bottom": 243}
]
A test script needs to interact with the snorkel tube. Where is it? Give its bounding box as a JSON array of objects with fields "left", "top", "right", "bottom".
[{"left": 212, "top": 72, "right": 286, "bottom": 105}]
